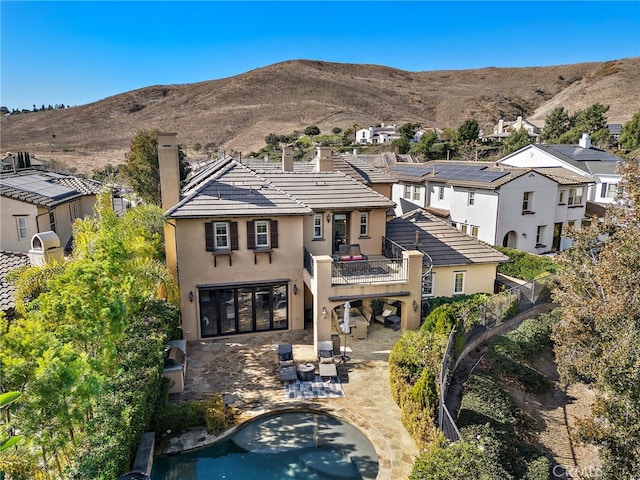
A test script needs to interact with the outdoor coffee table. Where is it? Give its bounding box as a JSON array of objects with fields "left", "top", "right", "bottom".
[{"left": 296, "top": 362, "right": 316, "bottom": 381}]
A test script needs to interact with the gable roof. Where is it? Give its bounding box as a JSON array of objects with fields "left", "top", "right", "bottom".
[
  {"left": 167, "top": 156, "right": 395, "bottom": 218},
  {"left": 0, "top": 169, "right": 104, "bottom": 208},
  {"left": 167, "top": 159, "right": 311, "bottom": 218},
  {"left": 499, "top": 144, "right": 622, "bottom": 176},
  {"left": 386, "top": 210, "right": 509, "bottom": 267}
]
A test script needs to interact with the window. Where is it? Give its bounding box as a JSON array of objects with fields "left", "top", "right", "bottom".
[
  {"left": 255, "top": 220, "right": 269, "bottom": 247},
  {"left": 413, "top": 186, "right": 421, "bottom": 201},
  {"left": 558, "top": 190, "right": 566, "bottom": 204},
  {"left": 313, "top": 214, "right": 323, "bottom": 239},
  {"left": 453, "top": 271, "right": 465, "bottom": 295},
  {"left": 460, "top": 224, "right": 468, "bottom": 234},
  {"left": 49, "top": 211, "right": 56, "bottom": 233},
  {"left": 568, "top": 187, "right": 583, "bottom": 206},
  {"left": 404, "top": 185, "right": 412, "bottom": 199},
  {"left": 247, "top": 220, "right": 278, "bottom": 250},
  {"left": 601, "top": 182, "right": 617, "bottom": 198},
  {"left": 422, "top": 271, "right": 434, "bottom": 297},
  {"left": 567, "top": 220, "right": 575, "bottom": 229},
  {"left": 468, "top": 191, "right": 475, "bottom": 206},
  {"left": 205, "top": 221, "right": 238, "bottom": 252},
  {"left": 438, "top": 186, "right": 445, "bottom": 201},
  {"left": 536, "top": 225, "right": 545, "bottom": 245},
  {"left": 69, "top": 201, "right": 80, "bottom": 221},
  {"left": 199, "top": 282, "right": 288, "bottom": 337},
  {"left": 215, "top": 222, "right": 230, "bottom": 249},
  {"left": 471, "top": 226, "right": 479, "bottom": 238},
  {"left": 16, "top": 216, "right": 28, "bottom": 240},
  {"left": 359, "top": 212, "right": 369, "bottom": 237},
  {"left": 522, "top": 191, "right": 533, "bottom": 211}
]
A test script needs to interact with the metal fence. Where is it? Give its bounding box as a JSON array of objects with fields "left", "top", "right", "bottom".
[
  {"left": 331, "top": 257, "right": 407, "bottom": 285},
  {"left": 438, "top": 328, "right": 462, "bottom": 442},
  {"left": 436, "top": 274, "right": 556, "bottom": 442}
]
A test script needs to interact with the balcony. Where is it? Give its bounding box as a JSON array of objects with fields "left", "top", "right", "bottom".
[{"left": 331, "top": 257, "right": 407, "bottom": 285}]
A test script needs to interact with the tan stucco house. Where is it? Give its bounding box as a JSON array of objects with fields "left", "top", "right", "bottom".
[
  {"left": 159, "top": 134, "right": 425, "bottom": 349},
  {"left": 0, "top": 169, "right": 104, "bottom": 253}
]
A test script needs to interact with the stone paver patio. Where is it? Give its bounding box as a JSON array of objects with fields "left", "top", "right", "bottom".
[{"left": 159, "top": 321, "right": 419, "bottom": 479}]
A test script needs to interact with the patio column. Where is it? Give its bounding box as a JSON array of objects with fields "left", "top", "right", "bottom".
[
  {"left": 402, "top": 250, "right": 424, "bottom": 331},
  {"left": 312, "top": 255, "right": 333, "bottom": 353}
]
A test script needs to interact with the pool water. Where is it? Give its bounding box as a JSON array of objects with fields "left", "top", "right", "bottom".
[{"left": 151, "top": 411, "right": 379, "bottom": 479}]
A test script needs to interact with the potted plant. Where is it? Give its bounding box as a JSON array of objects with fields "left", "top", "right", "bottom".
[{"left": 370, "top": 298, "right": 385, "bottom": 317}]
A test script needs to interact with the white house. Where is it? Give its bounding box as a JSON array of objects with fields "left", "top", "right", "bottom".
[
  {"left": 488, "top": 116, "right": 541, "bottom": 141},
  {"left": 356, "top": 124, "right": 401, "bottom": 144},
  {"left": 497, "top": 133, "right": 623, "bottom": 205},
  {"left": 386, "top": 161, "right": 593, "bottom": 254}
]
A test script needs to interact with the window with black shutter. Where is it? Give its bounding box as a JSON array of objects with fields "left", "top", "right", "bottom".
[
  {"left": 247, "top": 220, "right": 255, "bottom": 249},
  {"left": 205, "top": 222, "right": 214, "bottom": 251}
]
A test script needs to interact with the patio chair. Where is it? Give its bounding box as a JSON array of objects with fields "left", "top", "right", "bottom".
[
  {"left": 348, "top": 244, "right": 368, "bottom": 261},
  {"left": 277, "top": 344, "right": 297, "bottom": 382},
  {"left": 317, "top": 340, "right": 338, "bottom": 379}
]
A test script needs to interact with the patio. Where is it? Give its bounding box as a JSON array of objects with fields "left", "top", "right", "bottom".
[{"left": 163, "top": 321, "right": 418, "bottom": 480}]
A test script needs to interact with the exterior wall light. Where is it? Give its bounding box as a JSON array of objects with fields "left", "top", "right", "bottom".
[
  {"left": 413, "top": 299, "right": 419, "bottom": 312},
  {"left": 188, "top": 291, "right": 194, "bottom": 302},
  {"left": 326, "top": 213, "right": 332, "bottom": 223},
  {"left": 293, "top": 284, "right": 298, "bottom": 295},
  {"left": 322, "top": 307, "right": 328, "bottom": 318}
]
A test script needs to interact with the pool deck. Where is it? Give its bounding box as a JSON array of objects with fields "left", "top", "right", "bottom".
[{"left": 159, "top": 322, "right": 419, "bottom": 479}]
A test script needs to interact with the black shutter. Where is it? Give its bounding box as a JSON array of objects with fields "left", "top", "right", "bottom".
[
  {"left": 247, "top": 220, "right": 255, "bottom": 249},
  {"left": 230, "top": 221, "right": 239, "bottom": 250},
  {"left": 270, "top": 220, "right": 278, "bottom": 249},
  {"left": 205, "top": 222, "right": 214, "bottom": 251}
]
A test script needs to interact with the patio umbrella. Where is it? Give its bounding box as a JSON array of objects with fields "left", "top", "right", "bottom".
[{"left": 341, "top": 301, "right": 351, "bottom": 362}]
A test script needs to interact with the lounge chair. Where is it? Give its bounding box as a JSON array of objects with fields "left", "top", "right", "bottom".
[
  {"left": 375, "top": 304, "right": 400, "bottom": 330},
  {"left": 317, "top": 340, "right": 338, "bottom": 379},
  {"left": 277, "top": 343, "right": 297, "bottom": 382},
  {"left": 348, "top": 244, "right": 368, "bottom": 261}
]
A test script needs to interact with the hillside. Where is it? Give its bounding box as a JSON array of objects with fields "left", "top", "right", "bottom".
[{"left": 2, "top": 57, "right": 639, "bottom": 176}]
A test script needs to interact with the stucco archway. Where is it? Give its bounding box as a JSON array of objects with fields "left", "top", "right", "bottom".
[{"left": 502, "top": 230, "right": 517, "bottom": 249}]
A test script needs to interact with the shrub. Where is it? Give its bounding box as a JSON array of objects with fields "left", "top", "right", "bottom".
[
  {"left": 204, "top": 395, "right": 236, "bottom": 435},
  {"left": 496, "top": 246, "right": 558, "bottom": 281},
  {"left": 525, "top": 456, "right": 551, "bottom": 480}
]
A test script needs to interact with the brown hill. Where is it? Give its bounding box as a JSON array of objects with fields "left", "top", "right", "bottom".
[{"left": 2, "top": 57, "right": 639, "bottom": 176}]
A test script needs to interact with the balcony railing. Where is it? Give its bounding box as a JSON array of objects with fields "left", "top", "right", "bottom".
[
  {"left": 303, "top": 247, "right": 314, "bottom": 277},
  {"left": 331, "top": 257, "right": 407, "bottom": 285},
  {"left": 383, "top": 236, "right": 433, "bottom": 269}
]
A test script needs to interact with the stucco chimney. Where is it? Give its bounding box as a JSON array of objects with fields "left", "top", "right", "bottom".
[
  {"left": 317, "top": 146, "right": 333, "bottom": 172},
  {"left": 579, "top": 133, "right": 591, "bottom": 149},
  {"left": 515, "top": 116, "right": 523, "bottom": 130},
  {"left": 282, "top": 146, "right": 294, "bottom": 172},
  {"left": 497, "top": 119, "right": 504, "bottom": 134},
  {"left": 158, "top": 132, "right": 181, "bottom": 209}
]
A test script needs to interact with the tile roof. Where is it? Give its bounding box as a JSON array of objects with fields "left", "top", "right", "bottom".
[
  {"left": 167, "top": 160, "right": 311, "bottom": 218},
  {"left": 168, "top": 156, "right": 395, "bottom": 218},
  {"left": 387, "top": 161, "right": 592, "bottom": 189},
  {"left": 0, "top": 169, "right": 104, "bottom": 207},
  {"left": 0, "top": 251, "right": 30, "bottom": 313},
  {"left": 386, "top": 210, "right": 509, "bottom": 267}
]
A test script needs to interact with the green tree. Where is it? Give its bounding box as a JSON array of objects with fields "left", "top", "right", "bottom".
[
  {"left": 541, "top": 106, "right": 571, "bottom": 143},
  {"left": 456, "top": 119, "right": 479, "bottom": 145},
  {"left": 551, "top": 157, "right": 640, "bottom": 477},
  {"left": 620, "top": 111, "right": 640, "bottom": 150},
  {"left": 392, "top": 137, "right": 411, "bottom": 154},
  {"left": 331, "top": 127, "right": 342, "bottom": 134},
  {"left": 502, "top": 128, "right": 532, "bottom": 155},
  {"left": 264, "top": 133, "right": 280, "bottom": 148},
  {"left": 412, "top": 131, "right": 438, "bottom": 159},
  {"left": 399, "top": 122, "right": 421, "bottom": 141},
  {"left": 304, "top": 125, "right": 320, "bottom": 140},
  {"left": 123, "top": 129, "right": 190, "bottom": 205}
]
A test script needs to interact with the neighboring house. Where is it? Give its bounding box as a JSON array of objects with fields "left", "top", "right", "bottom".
[
  {"left": 386, "top": 209, "right": 509, "bottom": 298},
  {"left": 0, "top": 251, "right": 30, "bottom": 318},
  {"left": 606, "top": 123, "right": 623, "bottom": 141},
  {"left": 356, "top": 124, "right": 401, "bottom": 144},
  {"left": 1, "top": 152, "right": 45, "bottom": 172},
  {"left": 483, "top": 116, "right": 541, "bottom": 142},
  {"left": 497, "top": 133, "right": 623, "bottom": 205},
  {"left": 386, "top": 161, "right": 593, "bottom": 254},
  {"left": 159, "top": 134, "right": 424, "bottom": 348},
  {"left": 0, "top": 169, "right": 105, "bottom": 253}
]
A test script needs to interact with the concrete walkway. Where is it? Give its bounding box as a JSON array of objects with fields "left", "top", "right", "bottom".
[{"left": 159, "top": 322, "right": 418, "bottom": 479}]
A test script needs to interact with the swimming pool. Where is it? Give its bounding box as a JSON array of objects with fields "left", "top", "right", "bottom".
[{"left": 151, "top": 410, "right": 379, "bottom": 479}]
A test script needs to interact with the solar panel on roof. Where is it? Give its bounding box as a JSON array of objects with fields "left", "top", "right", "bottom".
[{"left": 0, "top": 175, "right": 77, "bottom": 200}]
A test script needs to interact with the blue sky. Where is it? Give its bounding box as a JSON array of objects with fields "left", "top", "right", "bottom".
[{"left": 2, "top": 1, "right": 639, "bottom": 110}]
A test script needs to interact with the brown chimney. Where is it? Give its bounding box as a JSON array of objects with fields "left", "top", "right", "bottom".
[
  {"left": 158, "top": 132, "right": 180, "bottom": 209},
  {"left": 282, "top": 146, "right": 294, "bottom": 172}
]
